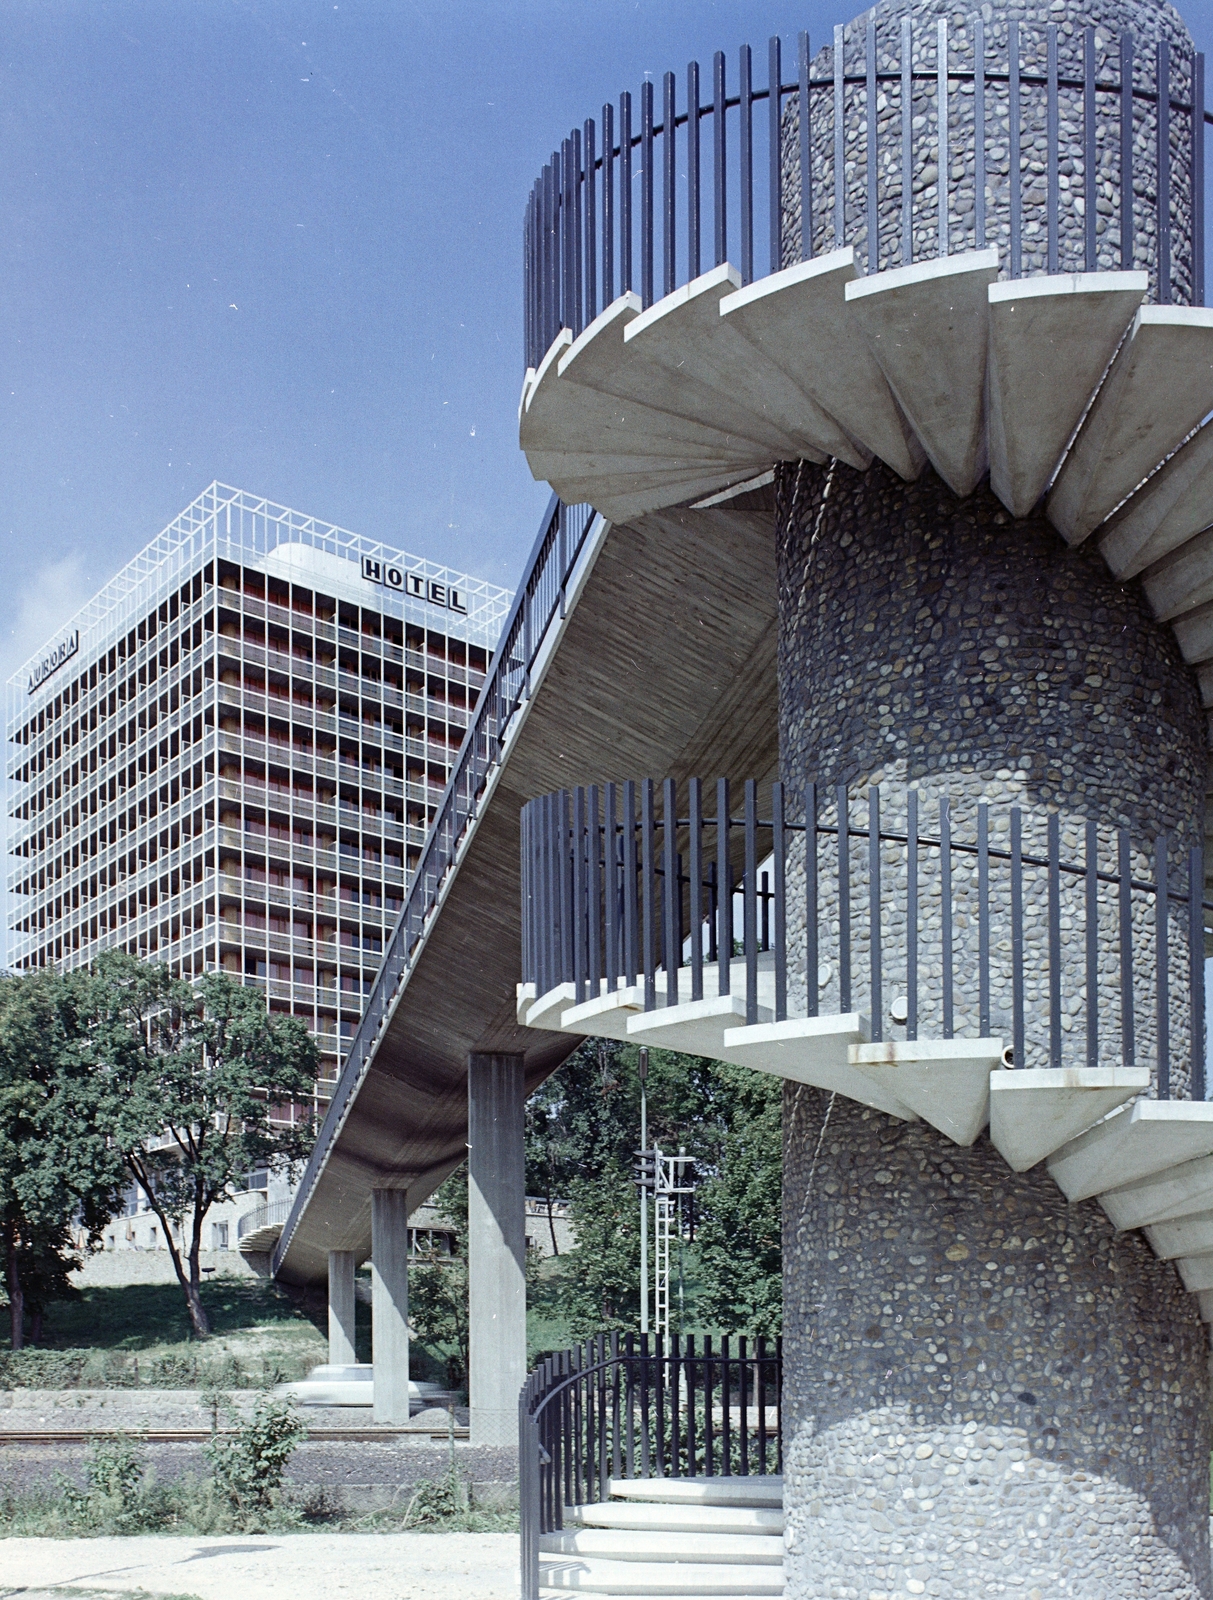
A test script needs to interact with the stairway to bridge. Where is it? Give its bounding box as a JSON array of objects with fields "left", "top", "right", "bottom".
[{"left": 540, "top": 1477, "right": 785, "bottom": 1598}]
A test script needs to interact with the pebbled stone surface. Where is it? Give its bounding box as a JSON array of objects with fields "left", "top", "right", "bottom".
[{"left": 782, "top": 1084, "right": 1213, "bottom": 1598}]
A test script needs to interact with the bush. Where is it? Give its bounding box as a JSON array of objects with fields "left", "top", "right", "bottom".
[
  {"left": 0, "top": 1347, "right": 89, "bottom": 1389},
  {"left": 56, "top": 1434, "right": 169, "bottom": 1533},
  {"left": 204, "top": 1390, "right": 306, "bottom": 1529}
]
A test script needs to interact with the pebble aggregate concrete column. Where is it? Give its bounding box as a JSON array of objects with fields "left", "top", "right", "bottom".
[
  {"left": 327, "top": 1250, "right": 357, "bottom": 1367},
  {"left": 467, "top": 1052, "right": 527, "bottom": 1449},
  {"left": 370, "top": 1188, "right": 410, "bottom": 1425}
]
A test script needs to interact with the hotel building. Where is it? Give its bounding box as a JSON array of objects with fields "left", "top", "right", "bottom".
[{"left": 6, "top": 482, "right": 511, "bottom": 1116}]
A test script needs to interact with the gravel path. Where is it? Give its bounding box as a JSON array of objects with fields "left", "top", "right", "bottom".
[{"left": 0, "top": 1532, "right": 520, "bottom": 1600}]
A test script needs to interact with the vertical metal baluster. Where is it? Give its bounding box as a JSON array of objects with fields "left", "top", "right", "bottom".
[
  {"left": 1157, "top": 834, "right": 1170, "bottom": 1098},
  {"left": 584, "top": 119, "right": 597, "bottom": 324},
  {"left": 605, "top": 784, "right": 619, "bottom": 993},
  {"left": 604, "top": 102, "right": 615, "bottom": 304},
  {"left": 561, "top": 138, "right": 572, "bottom": 331},
  {"left": 714, "top": 52, "right": 727, "bottom": 266},
  {"left": 940, "top": 797, "right": 953, "bottom": 1038},
  {"left": 1084, "top": 28, "right": 1097, "bottom": 270},
  {"left": 1119, "top": 829, "right": 1136, "bottom": 1067},
  {"left": 639, "top": 1332, "right": 651, "bottom": 1478},
  {"left": 937, "top": 18, "right": 949, "bottom": 257},
  {"left": 833, "top": 25, "right": 846, "bottom": 248},
  {"left": 524, "top": 191, "right": 532, "bottom": 370},
  {"left": 1194, "top": 52, "right": 1205, "bottom": 307},
  {"left": 621, "top": 92, "right": 633, "bottom": 295},
  {"left": 1048, "top": 813, "right": 1062, "bottom": 1068},
  {"left": 685, "top": 1333, "right": 697, "bottom": 1477},
  {"left": 901, "top": 18, "right": 913, "bottom": 266},
  {"left": 625, "top": 1332, "right": 636, "bottom": 1477},
  {"left": 978, "top": 801, "right": 990, "bottom": 1037},
  {"left": 975, "top": 18, "right": 986, "bottom": 249},
  {"left": 573, "top": 126, "right": 584, "bottom": 335},
  {"left": 611, "top": 1330, "right": 622, "bottom": 1482},
  {"left": 573, "top": 786, "right": 587, "bottom": 1004},
  {"left": 539, "top": 793, "right": 551, "bottom": 996},
  {"left": 740, "top": 44, "right": 754, "bottom": 284},
  {"left": 589, "top": 786, "right": 602, "bottom": 1001},
  {"left": 663, "top": 777, "right": 679, "bottom": 1006},
  {"left": 561, "top": 789, "right": 574, "bottom": 986},
  {"left": 690, "top": 778, "right": 704, "bottom": 1002},
  {"left": 769, "top": 36, "right": 783, "bottom": 274},
  {"left": 907, "top": 789, "right": 918, "bottom": 1040},
  {"left": 867, "top": 18, "right": 879, "bottom": 272},
  {"left": 1012, "top": 807, "right": 1024, "bottom": 1067},
  {"left": 641, "top": 80, "right": 655, "bottom": 309},
  {"left": 1010, "top": 20, "right": 1022, "bottom": 277},
  {"left": 1086, "top": 819, "right": 1099, "bottom": 1068},
  {"left": 708, "top": 860, "right": 718, "bottom": 963},
  {"left": 1158, "top": 41, "right": 1172, "bottom": 303},
  {"left": 704, "top": 1335, "right": 715, "bottom": 1475},
  {"left": 799, "top": 31, "right": 814, "bottom": 260},
  {"left": 689, "top": 61, "right": 702, "bottom": 279},
  {"left": 722, "top": 1335, "right": 732, "bottom": 1476},
  {"left": 773, "top": 782, "right": 787, "bottom": 1021},
  {"left": 624, "top": 780, "right": 639, "bottom": 987},
  {"left": 1120, "top": 33, "right": 1134, "bottom": 273},
  {"left": 806, "top": 783, "right": 819, "bottom": 1017},
  {"left": 656, "top": 1335, "right": 666, "bottom": 1477},
  {"left": 757, "top": 1335, "right": 768, "bottom": 1471},
  {"left": 664, "top": 71, "right": 676, "bottom": 298},
  {"left": 837, "top": 784, "right": 851, "bottom": 1013},
  {"left": 717, "top": 778, "right": 731, "bottom": 996},
  {"left": 1190, "top": 843, "right": 1205, "bottom": 1100},
  {"left": 1047, "top": 25, "right": 1059, "bottom": 273},
  {"left": 745, "top": 780, "right": 759, "bottom": 1023},
  {"left": 642, "top": 780, "right": 657, "bottom": 1011},
  {"left": 775, "top": 1334, "right": 783, "bottom": 1474},
  {"left": 869, "top": 785, "right": 883, "bottom": 1042},
  {"left": 739, "top": 1336, "right": 750, "bottom": 1476}
]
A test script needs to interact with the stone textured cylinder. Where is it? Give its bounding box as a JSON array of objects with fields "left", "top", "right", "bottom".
[{"left": 776, "top": 2, "right": 1211, "bottom": 1591}]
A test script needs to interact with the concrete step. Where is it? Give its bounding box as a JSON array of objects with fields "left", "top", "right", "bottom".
[
  {"left": 539, "top": 1557, "right": 783, "bottom": 1595},
  {"left": 607, "top": 1477, "right": 783, "bottom": 1509},
  {"left": 540, "top": 1530, "right": 783, "bottom": 1565},
  {"left": 565, "top": 1503, "right": 783, "bottom": 1536}
]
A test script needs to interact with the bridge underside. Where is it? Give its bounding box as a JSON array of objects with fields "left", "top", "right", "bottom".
[{"left": 275, "top": 483, "right": 780, "bottom": 1284}]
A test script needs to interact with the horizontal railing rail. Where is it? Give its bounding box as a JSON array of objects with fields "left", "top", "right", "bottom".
[
  {"left": 525, "top": 20, "right": 1206, "bottom": 370},
  {"left": 271, "top": 496, "right": 597, "bottom": 1275},
  {"left": 520, "top": 1332, "right": 781, "bottom": 1600},
  {"left": 522, "top": 778, "right": 1211, "bottom": 1098}
]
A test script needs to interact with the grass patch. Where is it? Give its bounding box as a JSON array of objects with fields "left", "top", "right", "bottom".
[{"left": 0, "top": 1277, "right": 328, "bottom": 1389}]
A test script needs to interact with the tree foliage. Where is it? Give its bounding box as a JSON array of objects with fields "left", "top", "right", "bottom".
[
  {"left": 0, "top": 969, "right": 126, "bottom": 1350},
  {"left": 525, "top": 1040, "right": 782, "bottom": 1339},
  {"left": 81, "top": 951, "right": 319, "bottom": 1337}
]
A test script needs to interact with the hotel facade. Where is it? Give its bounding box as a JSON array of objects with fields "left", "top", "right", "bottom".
[{"left": 6, "top": 482, "right": 510, "bottom": 1118}]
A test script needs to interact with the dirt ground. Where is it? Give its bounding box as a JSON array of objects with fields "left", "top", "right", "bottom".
[{"left": 0, "top": 1531, "right": 520, "bottom": 1600}]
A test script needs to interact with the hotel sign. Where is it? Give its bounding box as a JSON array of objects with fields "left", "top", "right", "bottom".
[
  {"left": 362, "top": 556, "right": 467, "bottom": 615},
  {"left": 28, "top": 629, "right": 80, "bottom": 695}
]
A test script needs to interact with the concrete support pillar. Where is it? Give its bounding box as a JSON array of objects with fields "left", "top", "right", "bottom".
[
  {"left": 370, "top": 1187, "right": 411, "bottom": 1425},
  {"left": 327, "top": 1249, "right": 357, "bottom": 1367},
  {"left": 467, "top": 1052, "right": 527, "bottom": 1448}
]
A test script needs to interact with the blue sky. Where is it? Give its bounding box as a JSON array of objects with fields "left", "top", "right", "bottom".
[{"left": 2, "top": 0, "right": 1213, "bottom": 688}]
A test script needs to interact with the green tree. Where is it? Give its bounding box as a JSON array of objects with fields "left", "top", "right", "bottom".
[
  {"left": 0, "top": 969, "right": 125, "bottom": 1350},
  {"left": 409, "top": 1168, "right": 470, "bottom": 1386},
  {"left": 83, "top": 952, "right": 318, "bottom": 1338},
  {"left": 528, "top": 1040, "right": 782, "bottom": 1339}
]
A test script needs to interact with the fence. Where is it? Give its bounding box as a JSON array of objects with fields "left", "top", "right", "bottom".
[
  {"left": 524, "top": 20, "right": 1208, "bottom": 370},
  {"left": 521, "top": 778, "right": 1211, "bottom": 1098},
  {"left": 519, "top": 1332, "right": 781, "bottom": 1600},
  {"left": 271, "top": 495, "right": 597, "bottom": 1273}
]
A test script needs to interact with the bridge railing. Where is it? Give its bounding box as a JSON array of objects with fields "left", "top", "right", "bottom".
[
  {"left": 520, "top": 1332, "right": 781, "bottom": 1600},
  {"left": 271, "top": 495, "right": 597, "bottom": 1274},
  {"left": 524, "top": 21, "right": 1207, "bottom": 370},
  {"left": 522, "top": 778, "right": 1212, "bottom": 1097}
]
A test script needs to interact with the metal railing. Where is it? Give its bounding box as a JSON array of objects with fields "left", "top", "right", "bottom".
[
  {"left": 271, "top": 496, "right": 598, "bottom": 1274},
  {"left": 525, "top": 20, "right": 1207, "bottom": 370},
  {"left": 237, "top": 1197, "right": 292, "bottom": 1241},
  {"left": 520, "top": 1333, "right": 781, "bottom": 1600},
  {"left": 521, "top": 778, "right": 1212, "bottom": 1098}
]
